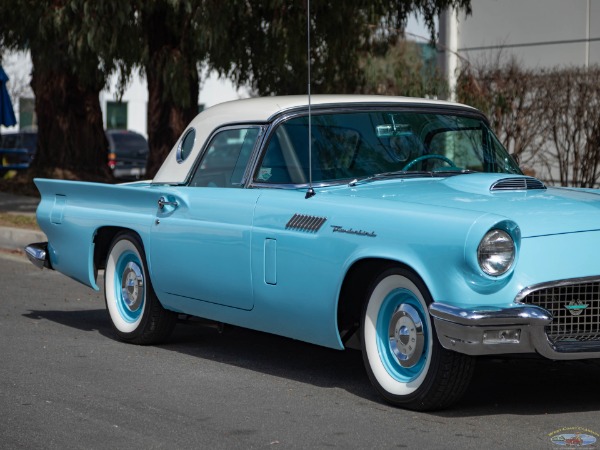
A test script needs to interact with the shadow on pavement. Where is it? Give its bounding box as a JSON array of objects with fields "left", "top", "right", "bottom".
[{"left": 23, "top": 307, "right": 600, "bottom": 416}]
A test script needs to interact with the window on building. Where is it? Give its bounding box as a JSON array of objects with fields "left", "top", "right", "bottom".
[
  {"left": 19, "top": 97, "right": 36, "bottom": 129},
  {"left": 107, "top": 101, "right": 128, "bottom": 129}
]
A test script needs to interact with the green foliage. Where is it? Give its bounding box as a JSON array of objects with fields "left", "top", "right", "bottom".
[
  {"left": 209, "top": 0, "right": 471, "bottom": 95},
  {"left": 1, "top": 0, "right": 473, "bottom": 99},
  {"left": 361, "top": 39, "right": 448, "bottom": 98},
  {"left": 0, "top": 1, "right": 135, "bottom": 90},
  {"left": 0, "top": 0, "right": 473, "bottom": 179}
]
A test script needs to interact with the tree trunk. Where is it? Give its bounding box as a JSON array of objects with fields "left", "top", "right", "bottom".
[
  {"left": 29, "top": 48, "right": 111, "bottom": 181},
  {"left": 144, "top": 3, "right": 199, "bottom": 179},
  {"left": 146, "top": 70, "right": 198, "bottom": 178}
]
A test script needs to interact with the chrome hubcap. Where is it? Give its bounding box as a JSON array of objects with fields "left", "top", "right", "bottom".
[
  {"left": 388, "top": 304, "right": 424, "bottom": 368},
  {"left": 121, "top": 262, "right": 144, "bottom": 312}
]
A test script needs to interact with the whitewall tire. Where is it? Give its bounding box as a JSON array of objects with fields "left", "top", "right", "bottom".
[
  {"left": 104, "top": 231, "right": 176, "bottom": 344},
  {"left": 361, "top": 267, "right": 474, "bottom": 411}
]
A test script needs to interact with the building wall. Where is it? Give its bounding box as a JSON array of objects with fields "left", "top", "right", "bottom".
[
  {"left": 101, "top": 69, "right": 149, "bottom": 137},
  {"left": 457, "top": 0, "right": 596, "bottom": 67},
  {"left": 439, "top": 0, "right": 600, "bottom": 186},
  {"left": 440, "top": 0, "right": 600, "bottom": 91}
]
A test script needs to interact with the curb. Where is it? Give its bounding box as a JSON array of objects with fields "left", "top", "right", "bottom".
[{"left": 0, "top": 226, "right": 46, "bottom": 251}]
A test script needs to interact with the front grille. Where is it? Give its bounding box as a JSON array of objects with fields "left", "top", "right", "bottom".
[{"left": 519, "top": 279, "right": 600, "bottom": 348}]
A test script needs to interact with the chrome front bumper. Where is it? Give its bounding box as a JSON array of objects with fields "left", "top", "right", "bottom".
[
  {"left": 25, "top": 242, "right": 52, "bottom": 270},
  {"left": 429, "top": 302, "right": 600, "bottom": 360}
]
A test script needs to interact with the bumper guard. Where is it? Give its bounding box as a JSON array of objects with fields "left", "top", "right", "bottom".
[
  {"left": 25, "top": 242, "right": 53, "bottom": 270},
  {"left": 429, "top": 302, "right": 600, "bottom": 360}
]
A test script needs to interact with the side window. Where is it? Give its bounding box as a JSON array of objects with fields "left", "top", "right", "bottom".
[{"left": 189, "top": 127, "right": 260, "bottom": 188}]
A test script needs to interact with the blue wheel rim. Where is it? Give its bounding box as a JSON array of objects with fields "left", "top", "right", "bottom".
[
  {"left": 113, "top": 250, "right": 145, "bottom": 323},
  {"left": 376, "top": 288, "right": 429, "bottom": 383}
]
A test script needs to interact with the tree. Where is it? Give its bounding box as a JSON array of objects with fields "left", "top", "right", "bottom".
[
  {"left": 456, "top": 58, "right": 600, "bottom": 188},
  {"left": 456, "top": 57, "right": 548, "bottom": 175},
  {"left": 2, "top": 1, "right": 472, "bottom": 181},
  {"left": 0, "top": 1, "right": 136, "bottom": 180},
  {"left": 361, "top": 38, "right": 448, "bottom": 98},
  {"left": 137, "top": 0, "right": 472, "bottom": 176},
  {"left": 211, "top": 1, "right": 472, "bottom": 96},
  {"left": 134, "top": 2, "right": 207, "bottom": 177},
  {"left": 541, "top": 67, "right": 600, "bottom": 187}
]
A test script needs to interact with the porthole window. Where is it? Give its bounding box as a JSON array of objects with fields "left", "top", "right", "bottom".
[{"left": 177, "top": 128, "right": 196, "bottom": 163}]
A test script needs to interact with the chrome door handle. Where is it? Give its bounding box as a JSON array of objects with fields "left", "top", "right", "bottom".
[{"left": 158, "top": 196, "right": 178, "bottom": 209}]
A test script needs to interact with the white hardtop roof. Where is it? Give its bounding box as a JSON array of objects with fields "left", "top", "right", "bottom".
[
  {"left": 153, "top": 95, "right": 477, "bottom": 184},
  {"left": 191, "top": 94, "right": 473, "bottom": 126}
]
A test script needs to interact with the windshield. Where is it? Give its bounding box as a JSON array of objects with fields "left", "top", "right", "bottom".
[{"left": 255, "top": 110, "right": 521, "bottom": 185}]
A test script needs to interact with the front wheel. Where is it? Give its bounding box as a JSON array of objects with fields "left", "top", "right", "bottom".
[
  {"left": 361, "top": 267, "right": 474, "bottom": 411},
  {"left": 104, "top": 231, "right": 176, "bottom": 344}
]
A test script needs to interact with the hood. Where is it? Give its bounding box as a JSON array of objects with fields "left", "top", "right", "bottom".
[{"left": 322, "top": 173, "right": 600, "bottom": 238}]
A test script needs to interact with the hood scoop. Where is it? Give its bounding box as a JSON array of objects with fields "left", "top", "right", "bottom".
[{"left": 490, "top": 177, "right": 546, "bottom": 192}]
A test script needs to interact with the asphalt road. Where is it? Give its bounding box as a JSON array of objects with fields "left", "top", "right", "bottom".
[{"left": 1, "top": 251, "right": 600, "bottom": 450}]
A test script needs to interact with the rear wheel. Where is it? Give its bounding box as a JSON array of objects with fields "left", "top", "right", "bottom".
[
  {"left": 361, "top": 267, "right": 474, "bottom": 411},
  {"left": 104, "top": 231, "right": 176, "bottom": 344}
]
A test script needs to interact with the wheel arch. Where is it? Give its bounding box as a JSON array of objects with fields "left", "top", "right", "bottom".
[
  {"left": 337, "top": 257, "right": 430, "bottom": 346},
  {"left": 94, "top": 226, "right": 143, "bottom": 274}
]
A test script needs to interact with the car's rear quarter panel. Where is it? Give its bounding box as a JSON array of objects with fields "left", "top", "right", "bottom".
[{"left": 35, "top": 179, "right": 157, "bottom": 289}]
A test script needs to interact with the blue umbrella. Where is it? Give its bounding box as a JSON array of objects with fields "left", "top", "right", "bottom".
[{"left": 0, "top": 65, "right": 17, "bottom": 127}]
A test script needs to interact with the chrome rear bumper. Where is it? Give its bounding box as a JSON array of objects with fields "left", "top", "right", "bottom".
[
  {"left": 25, "top": 242, "right": 52, "bottom": 270},
  {"left": 429, "top": 302, "right": 600, "bottom": 360}
]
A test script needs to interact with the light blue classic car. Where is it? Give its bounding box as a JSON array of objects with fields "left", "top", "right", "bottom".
[{"left": 26, "top": 95, "right": 600, "bottom": 410}]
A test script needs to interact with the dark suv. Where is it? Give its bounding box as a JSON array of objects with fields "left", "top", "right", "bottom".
[
  {"left": 105, "top": 130, "right": 149, "bottom": 179},
  {"left": 0, "top": 130, "right": 37, "bottom": 175},
  {"left": 1, "top": 129, "right": 149, "bottom": 179}
]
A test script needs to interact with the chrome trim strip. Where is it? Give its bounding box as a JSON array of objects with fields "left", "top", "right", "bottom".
[
  {"left": 429, "top": 303, "right": 552, "bottom": 326},
  {"left": 176, "top": 127, "right": 196, "bottom": 163},
  {"left": 515, "top": 275, "right": 600, "bottom": 303},
  {"left": 177, "top": 124, "right": 267, "bottom": 188},
  {"left": 266, "top": 103, "right": 489, "bottom": 124}
]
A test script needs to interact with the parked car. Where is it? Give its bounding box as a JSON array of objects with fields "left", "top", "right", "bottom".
[
  {"left": 25, "top": 95, "right": 600, "bottom": 410},
  {"left": 0, "top": 130, "right": 37, "bottom": 175},
  {"left": 0, "top": 129, "right": 148, "bottom": 180},
  {"left": 105, "top": 129, "right": 149, "bottom": 179}
]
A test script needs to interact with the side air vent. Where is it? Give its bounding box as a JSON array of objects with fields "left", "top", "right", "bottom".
[
  {"left": 490, "top": 177, "right": 546, "bottom": 191},
  {"left": 286, "top": 214, "right": 327, "bottom": 232}
]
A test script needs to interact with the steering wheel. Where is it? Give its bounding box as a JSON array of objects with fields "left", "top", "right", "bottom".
[{"left": 401, "top": 154, "right": 456, "bottom": 171}]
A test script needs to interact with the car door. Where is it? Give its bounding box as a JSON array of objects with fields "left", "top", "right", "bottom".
[{"left": 149, "top": 126, "right": 263, "bottom": 310}]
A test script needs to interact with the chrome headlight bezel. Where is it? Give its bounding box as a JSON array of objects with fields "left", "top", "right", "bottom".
[{"left": 477, "top": 229, "right": 516, "bottom": 277}]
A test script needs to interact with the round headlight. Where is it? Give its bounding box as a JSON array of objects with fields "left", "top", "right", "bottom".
[{"left": 477, "top": 229, "right": 515, "bottom": 276}]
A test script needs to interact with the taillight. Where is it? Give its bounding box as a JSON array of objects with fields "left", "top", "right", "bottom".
[{"left": 108, "top": 152, "right": 116, "bottom": 169}]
